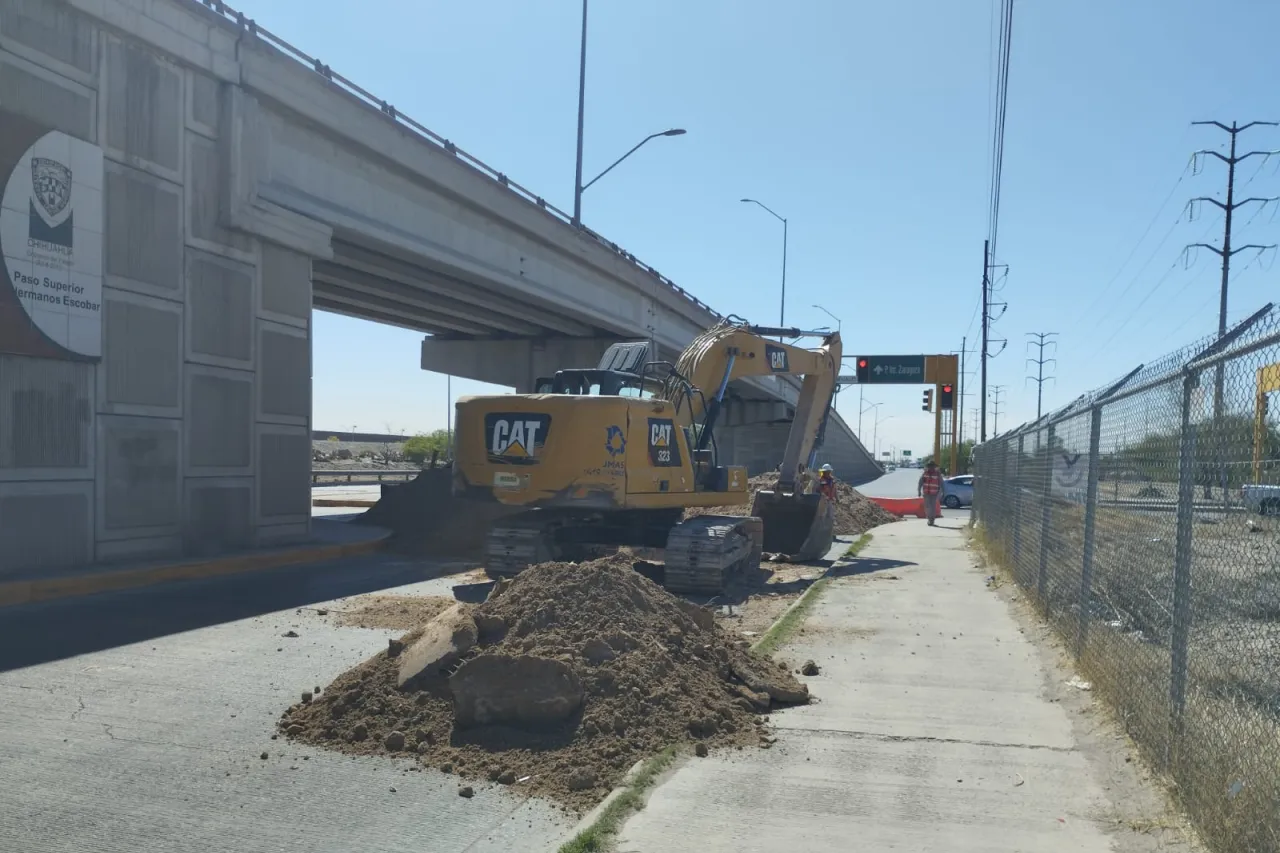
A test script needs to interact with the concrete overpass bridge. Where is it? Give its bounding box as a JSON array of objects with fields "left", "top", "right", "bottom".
[{"left": 0, "top": 0, "right": 878, "bottom": 573}]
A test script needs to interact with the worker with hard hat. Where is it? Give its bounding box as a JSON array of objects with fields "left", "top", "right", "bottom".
[{"left": 817, "top": 463, "right": 838, "bottom": 502}]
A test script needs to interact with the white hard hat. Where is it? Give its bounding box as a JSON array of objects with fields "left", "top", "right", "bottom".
[{"left": 820, "top": 463, "right": 834, "bottom": 472}]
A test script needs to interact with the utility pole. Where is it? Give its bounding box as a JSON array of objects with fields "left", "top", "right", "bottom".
[
  {"left": 1187, "top": 120, "right": 1278, "bottom": 418},
  {"left": 1025, "top": 332, "right": 1058, "bottom": 420},
  {"left": 980, "top": 241, "right": 990, "bottom": 442},
  {"left": 989, "top": 385, "right": 1007, "bottom": 436},
  {"left": 958, "top": 336, "right": 967, "bottom": 449}
]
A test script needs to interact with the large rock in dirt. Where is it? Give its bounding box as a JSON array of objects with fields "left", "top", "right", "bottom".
[
  {"left": 449, "top": 654, "right": 584, "bottom": 728},
  {"left": 396, "top": 602, "right": 479, "bottom": 686},
  {"left": 730, "top": 654, "right": 810, "bottom": 705}
]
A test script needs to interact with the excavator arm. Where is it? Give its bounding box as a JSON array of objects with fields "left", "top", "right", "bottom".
[{"left": 664, "top": 322, "right": 842, "bottom": 488}]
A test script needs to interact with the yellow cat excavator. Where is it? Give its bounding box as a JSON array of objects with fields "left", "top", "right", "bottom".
[{"left": 451, "top": 319, "right": 842, "bottom": 594}]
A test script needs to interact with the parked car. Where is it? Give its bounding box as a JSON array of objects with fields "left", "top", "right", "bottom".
[{"left": 942, "top": 475, "right": 974, "bottom": 508}]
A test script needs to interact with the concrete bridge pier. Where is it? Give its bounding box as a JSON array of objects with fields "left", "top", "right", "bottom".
[{"left": 0, "top": 5, "right": 327, "bottom": 572}]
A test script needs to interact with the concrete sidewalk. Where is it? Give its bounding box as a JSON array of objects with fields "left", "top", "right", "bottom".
[{"left": 616, "top": 519, "right": 1184, "bottom": 852}]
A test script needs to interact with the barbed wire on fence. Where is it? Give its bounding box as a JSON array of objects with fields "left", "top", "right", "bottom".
[{"left": 973, "top": 301, "right": 1280, "bottom": 853}]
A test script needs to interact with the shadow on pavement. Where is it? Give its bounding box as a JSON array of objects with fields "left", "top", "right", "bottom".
[{"left": 0, "top": 553, "right": 470, "bottom": 673}]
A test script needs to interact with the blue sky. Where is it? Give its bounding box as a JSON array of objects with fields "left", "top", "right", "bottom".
[{"left": 246, "top": 0, "right": 1280, "bottom": 457}]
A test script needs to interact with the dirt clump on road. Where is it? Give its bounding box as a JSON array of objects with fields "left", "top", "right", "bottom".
[
  {"left": 332, "top": 594, "right": 456, "bottom": 631},
  {"left": 278, "top": 552, "right": 809, "bottom": 809},
  {"left": 686, "top": 472, "right": 897, "bottom": 537}
]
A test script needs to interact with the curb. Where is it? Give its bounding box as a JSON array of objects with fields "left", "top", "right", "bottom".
[
  {"left": 312, "top": 498, "right": 378, "bottom": 507},
  {"left": 557, "top": 758, "right": 647, "bottom": 845},
  {"left": 0, "top": 535, "right": 389, "bottom": 608}
]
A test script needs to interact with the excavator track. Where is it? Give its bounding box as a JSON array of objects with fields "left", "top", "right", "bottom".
[
  {"left": 663, "top": 515, "right": 764, "bottom": 596},
  {"left": 484, "top": 511, "right": 557, "bottom": 578}
]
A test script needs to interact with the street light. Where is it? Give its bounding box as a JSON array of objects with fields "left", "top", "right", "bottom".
[
  {"left": 873, "top": 413, "right": 894, "bottom": 460},
  {"left": 740, "top": 198, "right": 788, "bottom": 333},
  {"left": 860, "top": 400, "right": 880, "bottom": 445},
  {"left": 812, "top": 304, "right": 840, "bottom": 333},
  {"left": 570, "top": 1, "right": 685, "bottom": 225}
]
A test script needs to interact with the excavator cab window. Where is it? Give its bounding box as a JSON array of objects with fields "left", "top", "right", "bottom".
[{"left": 549, "top": 368, "right": 657, "bottom": 398}]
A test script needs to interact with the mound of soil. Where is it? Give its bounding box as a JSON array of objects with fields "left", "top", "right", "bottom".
[
  {"left": 686, "top": 472, "right": 898, "bottom": 537},
  {"left": 352, "top": 468, "right": 521, "bottom": 559},
  {"left": 278, "top": 553, "right": 808, "bottom": 809}
]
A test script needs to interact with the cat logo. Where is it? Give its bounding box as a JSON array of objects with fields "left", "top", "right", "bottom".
[
  {"left": 647, "top": 417, "right": 682, "bottom": 467},
  {"left": 484, "top": 412, "right": 551, "bottom": 466},
  {"left": 765, "top": 344, "right": 789, "bottom": 373}
]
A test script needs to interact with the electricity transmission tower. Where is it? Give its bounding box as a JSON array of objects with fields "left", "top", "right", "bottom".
[
  {"left": 1186, "top": 120, "right": 1279, "bottom": 417},
  {"left": 1025, "top": 332, "right": 1058, "bottom": 420},
  {"left": 989, "top": 385, "right": 1007, "bottom": 436}
]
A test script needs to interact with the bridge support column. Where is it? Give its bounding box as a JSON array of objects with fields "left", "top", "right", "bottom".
[
  {"left": 420, "top": 336, "right": 620, "bottom": 392},
  {"left": 0, "top": 4, "right": 331, "bottom": 574}
]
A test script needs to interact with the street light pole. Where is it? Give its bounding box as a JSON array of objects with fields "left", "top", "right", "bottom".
[
  {"left": 860, "top": 400, "right": 880, "bottom": 447},
  {"left": 580, "top": 129, "right": 686, "bottom": 196},
  {"left": 812, "top": 303, "right": 841, "bottom": 333},
  {"left": 572, "top": 0, "right": 588, "bottom": 227},
  {"left": 740, "top": 198, "right": 788, "bottom": 334}
]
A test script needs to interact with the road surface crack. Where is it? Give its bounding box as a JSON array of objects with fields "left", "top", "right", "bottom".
[{"left": 775, "top": 724, "right": 1076, "bottom": 753}]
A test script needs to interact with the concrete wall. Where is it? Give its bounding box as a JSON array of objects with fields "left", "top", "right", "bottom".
[{"left": 0, "top": 0, "right": 317, "bottom": 574}]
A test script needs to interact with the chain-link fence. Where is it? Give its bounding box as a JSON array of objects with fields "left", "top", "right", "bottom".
[{"left": 973, "top": 303, "right": 1280, "bottom": 853}]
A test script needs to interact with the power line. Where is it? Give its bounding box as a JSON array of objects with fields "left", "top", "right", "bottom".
[
  {"left": 980, "top": 0, "right": 1015, "bottom": 444},
  {"left": 1025, "top": 332, "right": 1058, "bottom": 420}
]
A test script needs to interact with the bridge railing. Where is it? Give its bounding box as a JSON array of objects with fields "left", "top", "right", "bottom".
[
  {"left": 972, "top": 302, "right": 1280, "bottom": 852},
  {"left": 189, "top": 0, "right": 723, "bottom": 322}
]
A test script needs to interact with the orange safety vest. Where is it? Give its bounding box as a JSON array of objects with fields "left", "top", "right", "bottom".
[
  {"left": 818, "top": 476, "right": 837, "bottom": 500},
  {"left": 921, "top": 470, "right": 943, "bottom": 495}
]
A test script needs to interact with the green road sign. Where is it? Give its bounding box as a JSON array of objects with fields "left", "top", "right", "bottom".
[
  {"left": 902, "top": 450, "right": 912, "bottom": 457},
  {"left": 856, "top": 355, "right": 925, "bottom": 384}
]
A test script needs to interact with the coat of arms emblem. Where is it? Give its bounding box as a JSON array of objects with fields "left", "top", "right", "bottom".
[{"left": 31, "top": 157, "right": 72, "bottom": 220}]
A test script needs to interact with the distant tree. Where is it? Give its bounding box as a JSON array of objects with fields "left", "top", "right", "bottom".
[{"left": 403, "top": 429, "right": 451, "bottom": 465}]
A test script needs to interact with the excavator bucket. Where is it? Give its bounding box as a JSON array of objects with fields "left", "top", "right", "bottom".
[{"left": 749, "top": 489, "right": 836, "bottom": 561}]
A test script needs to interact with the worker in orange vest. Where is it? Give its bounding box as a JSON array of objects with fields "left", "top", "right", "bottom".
[
  {"left": 918, "top": 460, "right": 943, "bottom": 526},
  {"left": 817, "top": 463, "right": 838, "bottom": 502}
]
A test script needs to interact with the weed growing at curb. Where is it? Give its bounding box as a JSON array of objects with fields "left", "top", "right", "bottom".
[
  {"left": 556, "top": 745, "right": 680, "bottom": 853},
  {"left": 753, "top": 533, "right": 873, "bottom": 656}
]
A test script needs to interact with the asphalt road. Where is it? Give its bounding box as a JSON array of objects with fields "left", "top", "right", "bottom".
[{"left": 0, "top": 554, "right": 572, "bottom": 853}]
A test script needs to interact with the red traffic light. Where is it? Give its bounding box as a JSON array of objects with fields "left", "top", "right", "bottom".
[
  {"left": 939, "top": 383, "right": 955, "bottom": 411},
  {"left": 942, "top": 384, "right": 952, "bottom": 393},
  {"left": 858, "top": 359, "right": 867, "bottom": 368}
]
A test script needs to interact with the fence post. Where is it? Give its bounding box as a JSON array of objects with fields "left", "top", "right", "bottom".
[
  {"left": 1168, "top": 370, "right": 1199, "bottom": 767},
  {"left": 1012, "top": 435, "right": 1024, "bottom": 576},
  {"left": 1076, "top": 406, "right": 1103, "bottom": 657},
  {"left": 1037, "top": 425, "right": 1056, "bottom": 603}
]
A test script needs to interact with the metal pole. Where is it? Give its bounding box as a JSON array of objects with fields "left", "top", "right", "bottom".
[
  {"left": 1168, "top": 371, "right": 1199, "bottom": 769},
  {"left": 1077, "top": 405, "right": 1102, "bottom": 657},
  {"left": 780, "top": 217, "right": 788, "bottom": 332},
  {"left": 446, "top": 374, "right": 452, "bottom": 460},
  {"left": 981, "top": 239, "right": 990, "bottom": 441},
  {"left": 571, "top": 0, "right": 588, "bottom": 227},
  {"left": 959, "top": 336, "right": 966, "bottom": 449},
  {"left": 1037, "top": 425, "right": 1055, "bottom": 604},
  {"left": 858, "top": 384, "right": 864, "bottom": 438}
]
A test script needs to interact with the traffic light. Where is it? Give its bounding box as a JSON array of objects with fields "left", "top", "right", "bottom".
[
  {"left": 939, "top": 383, "right": 954, "bottom": 410},
  {"left": 922, "top": 389, "right": 933, "bottom": 411},
  {"left": 855, "top": 357, "right": 870, "bottom": 383}
]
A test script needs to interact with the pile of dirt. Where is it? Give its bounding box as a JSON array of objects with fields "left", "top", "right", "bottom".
[
  {"left": 352, "top": 468, "right": 521, "bottom": 559},
  {"left": 278, "top": 553, "right": 808, "bottom": 809},
  {"left": 686, "top": 472, "right": 898, "bottom": 537}
]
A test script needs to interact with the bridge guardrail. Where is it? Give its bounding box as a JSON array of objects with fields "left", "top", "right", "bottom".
[
  {"left": 972, "top": 301, "right": 1280, "bottom": 852},
  {"left": 190, "top": 0, "right": 723, "bottom": 322},
  {"left": 311, "top": 469, "right": 423, "bottom": 484}
]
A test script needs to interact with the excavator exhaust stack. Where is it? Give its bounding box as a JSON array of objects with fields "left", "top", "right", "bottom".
[{"left": 749, "top": 489, "right": 836, "bottom": 561}]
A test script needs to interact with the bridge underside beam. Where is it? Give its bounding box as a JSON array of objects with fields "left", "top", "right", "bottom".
[{"left": 420, "top": 336, "right": 625, "bottom": 392}]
